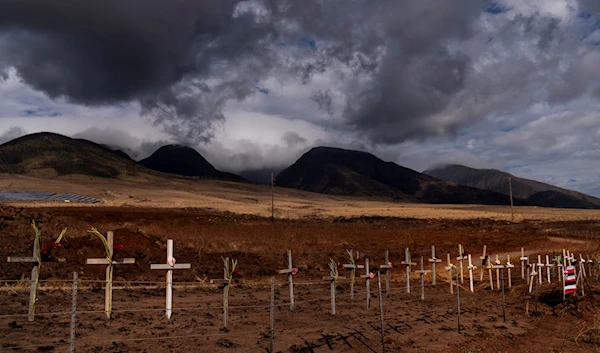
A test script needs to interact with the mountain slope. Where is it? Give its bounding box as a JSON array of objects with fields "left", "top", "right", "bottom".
[
  {"left": 139, "top": 145, "right": 247, "bottom": 183},
  {"left": 424, "top": 164, "right": 600, "bottom": 209},
  {"left": 275, "top": 147, "right": 517, "bottom": 205},
  {"left": 0, "top": 132, "right": 139, "bottom": 178}
]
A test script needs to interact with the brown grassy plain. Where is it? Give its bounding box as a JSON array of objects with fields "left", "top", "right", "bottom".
[{"left": 2, "top": 174, "right": 600, "bottom": 352}]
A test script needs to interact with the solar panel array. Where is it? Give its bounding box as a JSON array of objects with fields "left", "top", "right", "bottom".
[{"left": 0, "top": 190, "right": 100, "bottom": 203}]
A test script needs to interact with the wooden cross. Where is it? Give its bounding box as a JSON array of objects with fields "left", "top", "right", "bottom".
[
  {"left": 456, "top": 244, "right": 467, "bottom": 283},
  {"left": 492, "top": 260, "right": 504, "bottom": 292},
  {"left": 445, "top": 253, "right": 454, "bottom": 294},
  {"left": 579, "top": 254, "right": 587, "bottom": 279},
  {"left": 150, "top": 239, "right": 191, "bottom": 319},
  {"left": 486, "top": 257, "right": 494, "bottom": 290},
  {"left": 359, "top": 258, "right": 372, "bottom": 308},
  {"left": 545, "top": 255, "right": 553, "bottom": 284},
  {"left": 85, "top": 231, "right": 135, "bottom": 319},
  {"left": 379, "top": 250, "right": 392, "bottom": 297},
  {"left": 323, "top": 267, "right": 345, "bottom": 316},
  {"left": 428, "top": 245, "right": 441, "bottom": 286},
  {"left": 495, "top": 255, "right": 502, "bottom": 289},
  {"left": 400, "top": 248, "right": 416, "bottom": 293},
  {"left": 343, "top": 249, "right": 364, "bottom": 299},
  {"left": 415, "top": 256, "right": 431, "bottom": 300},
  {"left": 467, "top": 254, "right": 477, "bottom": 293},
  {"left": 528, "top": 263, "right": 537, "bottom": 293},
  {"left": 520, "top": 247, "right": 527, "bottom": 279},
  {"left": 506, "top": 255, "right": 514, "bottom": 288},
  {"left": 556, "top": 254, "right": 565, "bottom": 283},
  {"left": 7, "top": 232, "right": 66, "bottom": 321},
  {"left": 210, "top": 257, "right": 235, "bottom": 328},
  {"left": 479, "top": 245, "right": 487, "bottom": 282},
  {"left": 278, "top": 249, "right": 297, "bottom": 310},
  {"left": 587, "top": 255, "right": 594, "bottom": 279},
  {"left": 536, "top": 255, "right": 545, "bottom": 284}
]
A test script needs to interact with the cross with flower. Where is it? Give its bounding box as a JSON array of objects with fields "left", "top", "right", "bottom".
[
  {"left": 7, "top": 221, "right": 67, "bottom": 321},
  {"left": 278, "top": 249, "right": 298, "bottom": 310},
  {"left": 150, "top": 239, "right": 191, "bottom": 319},
  {"left": 359, "top": 257, "right": 375, "bottom": 309},
  {"left": 85, "top": 229, "right": 136, "bottom": 319},
  {"left": 379, "top": 250, "right": 393, "bottom": 297}
]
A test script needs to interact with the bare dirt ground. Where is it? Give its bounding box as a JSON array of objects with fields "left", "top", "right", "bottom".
[{"left": 1, "top": 175, "right": 600, "bottom": 352}]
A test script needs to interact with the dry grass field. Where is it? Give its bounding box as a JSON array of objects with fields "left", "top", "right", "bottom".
[
  {"left": 3, "top": 173, "right": 600, "bottom": 221},
  {"left": 2, "top": 173, "right": 600, "bottom": 352}
]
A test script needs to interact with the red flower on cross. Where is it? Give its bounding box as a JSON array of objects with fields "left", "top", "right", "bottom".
[
  {"left": 41, "top": 242, "right": 62, "bottom": 260},
  {"left": 291, "top": 268, "right": 299, "bottom": 276}
]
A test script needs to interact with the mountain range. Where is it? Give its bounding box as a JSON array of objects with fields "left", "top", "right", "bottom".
[
  {"left": 275, "top": 147, "right": 518, "bottom": 205},
  {"left": 1, "top": 132, "right": 597, "bottom": 209},
  {"left": 425, "top": 164, "right": 600, "bottom": 209}
]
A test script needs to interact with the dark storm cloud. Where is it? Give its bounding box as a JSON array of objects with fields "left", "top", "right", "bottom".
[
  {"left": 281, "top": 131, "right": 307, "bottom": 147},
  {"left": 580, "top": 0, "right": 600, "bottom": 14},
  {"left": 2, "top": 0, "right": 600, "bottom": 147},
  {"left": 310, "top": 89, "right": 333, "bottom": 115},
  {"left": 266, "top": 0, "right": 487, "bottom": 143},
  {"left": 0, "top": 0, "right": 275, "bottom": 142}
]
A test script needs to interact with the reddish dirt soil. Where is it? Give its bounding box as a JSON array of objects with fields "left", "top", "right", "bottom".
[{"left": 2, "top": 205, "right": 600, "bottom": 352}]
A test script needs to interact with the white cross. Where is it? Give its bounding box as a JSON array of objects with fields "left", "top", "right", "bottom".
[
  {"left": 495, "top": 255, "right": 503, "bottom": 289},
  {"left": 506, "top": 255, "right": 514, "bottom": 288},
  {"left": 528, "top": 263, "right": 538, "bottom": 294},
  {"left": 343, "top": 249, "right": 364, "bottom": 299},
  {"left": 491, "top": 259, "right": 505, "bottom": 292},
  {"left": 479, "top": 245, "right": 487, "bottom": 282},
  {"left": 86, "top": 231, "right": 135, "bottom": 319},
  {"left": 545, "top": 255, "right": 554, "bottom": 284},
  {"left": 445, "top": 253, "right": 454, "bottom": 294},
  {"left": 428, "top": 245, "right": 441, "bottom": 286},
  {"left": 359, "top": 258, "right": 373, "bottom": 308},
  {"left": 150, "top": 239, "right": 190, "bottom": 319},
  {"left": 487, "top": 257, "right": 494, "bottom": 290},
  {"left": 579, "top": 254, "right": 587, "bottom": 278},
  {"left": 536, "top": 255, "right": 545, "bottom": 284},
  {"left": 556, "top": 253, "right": 565, "bottom": 283},
  {"left": 278, "top": 249, "right": 297, "bottom": 310},
  {"left": 467, "top": 254, "right": 477, "bottom": 293},
  {"left": 379, "top": 250, "right": 393, "bottom": 297},
  {"left": 416, "top": 256, "right": 431, "bottom": 300},
  {"left": 520, "top": 247, "right": 528, "bottom": 280},
  {"left": 456, "top": 244, "right": 467, "bottom": 283},
  {"left": 400, "top": 248, "right": 416, "bottom": 293},
  {"left": 323, "top": 266, "right": 346, "bottom": 316},
  {"left": 7, "top": 231, "right": 66, "bottom": 321}
]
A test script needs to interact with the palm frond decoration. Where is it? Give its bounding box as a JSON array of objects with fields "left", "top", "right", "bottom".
[
  {"left": 55, "top": 227, "right": 68, "bottom": 243},
  {"left": 88, "top": 227, "right": 112, "bottom": 260},
  {"left": 221, "top": 257, "right": 239, "bottom": 312},
  {"left": 30, "top": 220, "right": 41, "bottom": 316},
  {"left": 328, "top": 257, "right": 339, "bottom": 280}
]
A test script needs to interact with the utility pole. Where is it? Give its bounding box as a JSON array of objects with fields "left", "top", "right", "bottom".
[{"left": 508, "top": 176, "right": 514, "bottom": 222}]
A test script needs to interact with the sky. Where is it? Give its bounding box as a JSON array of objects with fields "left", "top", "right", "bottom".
[{"left": 0, "top": 0, "right": 600, "bottom": 196}]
